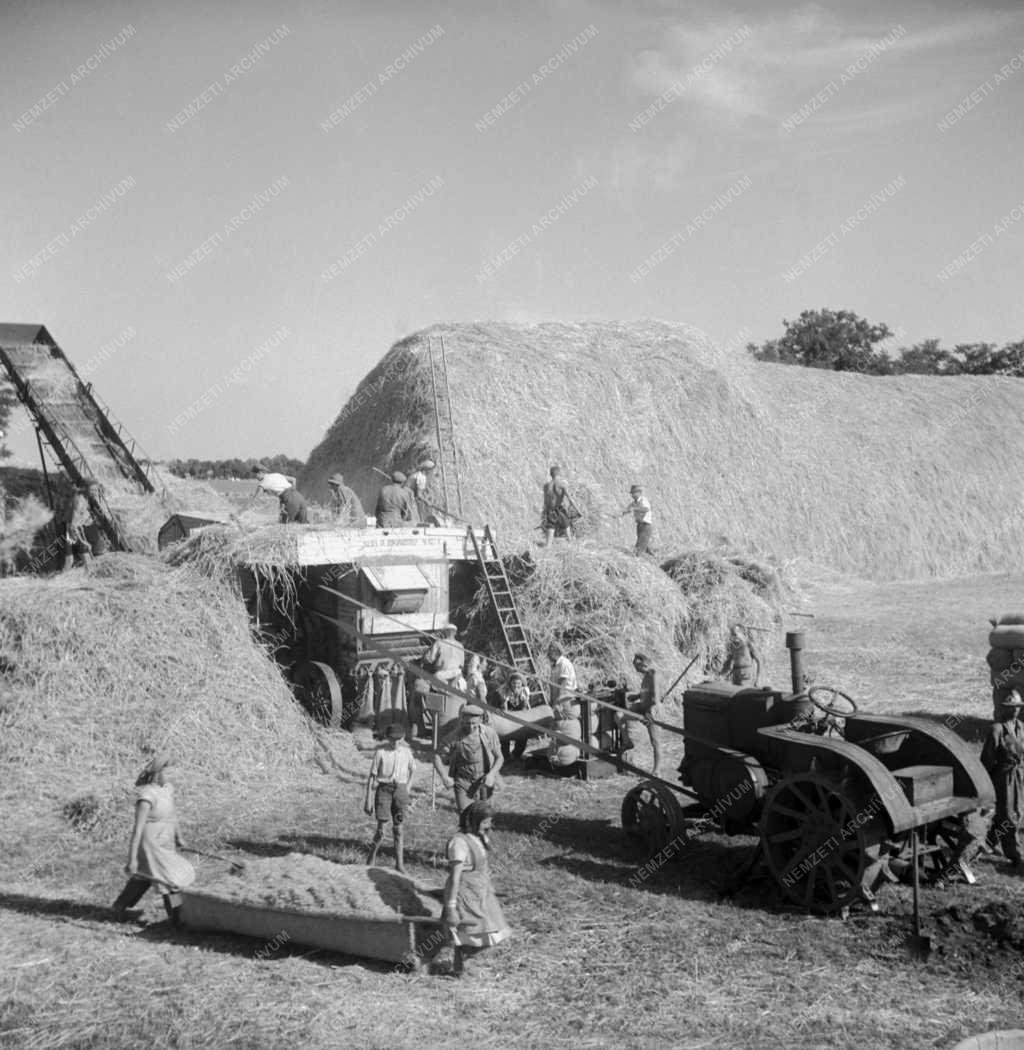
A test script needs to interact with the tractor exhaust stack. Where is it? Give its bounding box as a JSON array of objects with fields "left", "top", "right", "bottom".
[{"left": 786, "top": 631, "right": 805, "bottom": 695}]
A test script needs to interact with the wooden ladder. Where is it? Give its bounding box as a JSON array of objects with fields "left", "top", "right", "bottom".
[
  {"left": 468, "top": 524, "right": 545, "bottom": 705},
  {"left": 427, "top": 333, "right": 463, "bottom": 519}
]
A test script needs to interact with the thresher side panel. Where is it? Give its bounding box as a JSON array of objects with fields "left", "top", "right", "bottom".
[{"left": 305, "top": 566, "right": 359, "bottom": 664}]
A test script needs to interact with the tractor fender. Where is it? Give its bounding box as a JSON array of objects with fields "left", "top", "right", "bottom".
[
  {"left": 844, "top": 713, "right": 995, "bottom": 808},
  {"left": 756, "top": 727, "right": 914, "bottom": 833}
]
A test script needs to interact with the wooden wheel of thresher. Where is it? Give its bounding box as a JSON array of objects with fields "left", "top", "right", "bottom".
[
  {"left": 294, "top": 660, "right": 344, "bottom": 726},
  {"left": 760, "top": 772, "right": 888, "bottom": 914}
]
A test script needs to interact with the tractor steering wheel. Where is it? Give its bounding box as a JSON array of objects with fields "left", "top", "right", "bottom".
[{"left": 807, "top": 686, "right": 858, "bottom": 718}]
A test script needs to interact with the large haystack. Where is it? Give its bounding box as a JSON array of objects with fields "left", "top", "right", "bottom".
[
  {"left": 303, "top": 322, "right": 1024, "bottom": 579},
  {"left": 0, "top": 555, "right": 315, "bottom": 844}
]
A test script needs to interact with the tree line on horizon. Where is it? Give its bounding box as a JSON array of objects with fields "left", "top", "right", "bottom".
[
  {"left": 747, "top": 309, "right": 1024, "bottom": 377},
  {"left": 165, "top": 453, "right": 305, "bottom": 480}
]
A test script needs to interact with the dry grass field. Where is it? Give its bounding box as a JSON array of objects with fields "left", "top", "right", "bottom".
[{"left": 3, "top": 569, "right": 1024, "bottom": 1050}]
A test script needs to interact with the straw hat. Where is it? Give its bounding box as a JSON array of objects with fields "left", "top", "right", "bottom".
[
  {"left": 418, "top": 458, "right": 436, "bottom": 470},
  {"left": 327, "top": 473, "right": 345, "bottom": 487},
  {"left": 392, "top": 470, "right": 407, "bottom": 484},
  {"left": 1002, "top": 691, "right": 1024, "bottom": 707},
  {"left": 630, "top": 483, "right": 643, "bottom": 493}
]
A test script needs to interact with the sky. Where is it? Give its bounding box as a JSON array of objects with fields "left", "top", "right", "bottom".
[{"left": 2, "top": 0, "right": 1022, "bottom": 464}]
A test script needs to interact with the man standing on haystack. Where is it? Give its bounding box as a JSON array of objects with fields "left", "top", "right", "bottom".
[
  {"left": 405, "top": 458, "right": 436, "bottom": 522},
  {"left": 375, "top": 471, "right": 418, "bottom": 527},
  {"left": 327, "top": 472, "right": 366, "bottom": 527},
  {"left": 540, "top": 465, "right": 582, "bottom": 545},
  {"left": 621, "top": 484, "right": 653, "bottom": 555},
  {"left": 249, "top": 464, "right": 309, "bottom": 524},
  {"left": 58, "top": 482, "right": 98, "bottom": 571}
]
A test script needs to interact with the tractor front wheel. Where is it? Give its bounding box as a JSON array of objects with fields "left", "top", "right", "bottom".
[{"left": 621, "top": 780, "right": 687, "bottom": 859}]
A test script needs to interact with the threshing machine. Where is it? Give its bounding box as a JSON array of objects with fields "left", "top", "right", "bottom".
[{"left": 621, "top": 632, "right": 994, "bottom": 913}]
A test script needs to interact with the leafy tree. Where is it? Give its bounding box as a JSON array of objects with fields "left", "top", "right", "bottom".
[
  {"left": 165, "top": 454, "right": 305, "bottom": 479},
  {"left": 890, "top": 339, "right": 958, "bottom": 375},
  {"left": 747, "top": 309, "right": 894, "bottom": 374}
]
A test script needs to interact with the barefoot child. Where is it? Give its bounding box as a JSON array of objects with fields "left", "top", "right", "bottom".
[{"left": 365, "top": 722, "right": 415, "bottom": 872}]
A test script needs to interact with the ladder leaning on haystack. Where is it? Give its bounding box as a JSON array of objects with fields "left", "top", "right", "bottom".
[
  {"left": 426, "top": 334, "right": 463, "bottom": 519},
  {"left": 467, "top": 524, "right": 546, "bottom": 707}
]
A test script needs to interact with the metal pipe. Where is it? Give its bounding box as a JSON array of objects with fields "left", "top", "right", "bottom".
[{"left": 786, "top": 631, "right": 805, "bottom": 695}]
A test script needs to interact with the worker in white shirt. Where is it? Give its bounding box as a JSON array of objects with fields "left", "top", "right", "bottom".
[
  {"left": 621, "top": 483, "right": 652, "bottom": 555},
  {"left": 249, "top": 463, "right": 309, "bottom": 523},
  {"left": 365, "top": 723, "right": 415, "bottom": 872},
  {"left": 547, "top": 642, "right": 579, "bottom": 720}
]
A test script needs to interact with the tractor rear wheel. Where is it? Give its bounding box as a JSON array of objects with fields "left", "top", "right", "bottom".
[
  {"left": 621, "top": 780, "right": 687, "bottom": 859},
  {"left": 761, "top": 773, "right": 886, "bottom": 914}
]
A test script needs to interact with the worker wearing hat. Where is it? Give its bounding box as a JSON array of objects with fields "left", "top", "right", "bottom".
[
  {"left": 326, "top": 472, "right": 366, "bottom": 528},
  {"left": 374, "top": 470, "right": 418, "bottom": 528},
  {"left": 433, "top": 702, "right": 503, "bottom": 816},
  {"left": 249, "top": 463, "right": 309, "bottom": 524},
  {"left": 405, "top": 458, "right": 436, "bottom": 522},
  {"left": 620, "top": 483, "right": 653, "bottom": 555},
  {"left": 364, "top": 722, "right": 415, "bottom": 872},
  {"left": 981, "top": 689, "right": 1024, "bottom": 870}
]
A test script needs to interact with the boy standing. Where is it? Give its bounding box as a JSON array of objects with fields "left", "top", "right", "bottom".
[{"left": 365, "top": 723, "right": 415, "bottom": 873}]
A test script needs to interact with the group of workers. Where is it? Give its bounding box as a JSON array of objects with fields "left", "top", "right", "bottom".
[
  {"left": 251, "top": 458, "right": 656, "bottom": 556},
  {"left": 250, "top": 458, "right": 438, "bottom": 529},
  {"left": 540, "top": 464, "right": 654, "bottom": 555}
]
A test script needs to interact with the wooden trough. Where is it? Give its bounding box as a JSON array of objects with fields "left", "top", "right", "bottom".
[{"left": 180, "top": 889, "right": 447, "bottom": 970}]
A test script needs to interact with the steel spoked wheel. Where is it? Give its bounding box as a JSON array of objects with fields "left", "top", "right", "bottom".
[
  {"left": 761, "top": 774, "right": 884, "bottom": 914},
  {"left": 621, "top": 780, "right": 687, "bottom": 857},
  {"left": 294, "top": 661, "right": 343, "bottom": 725}
]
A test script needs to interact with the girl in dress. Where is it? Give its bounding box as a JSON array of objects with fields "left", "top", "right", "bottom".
[
  {"left": 442, "top": 801, "right": 510, "bottom": 976},
  {"left": 111, "top": 752, "right": 195, "bottom": 926}
]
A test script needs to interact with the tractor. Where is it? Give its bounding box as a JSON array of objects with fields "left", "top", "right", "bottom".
[{"left": 620, "top": 632, "right": 994, "bottom": 913}]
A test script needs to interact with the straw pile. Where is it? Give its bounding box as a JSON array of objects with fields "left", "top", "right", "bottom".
[
  {"left": 199, "top": 854, "right": 442, "bottom": 919},
  {"left": 0, "top": 555, "right": 315, "bottom": 842},
  {"left": 466, "top": 543, "right": 788, "bottom": 686},
  {"left": 301, "top": 321, "right": 1024, "bottom": 580}
]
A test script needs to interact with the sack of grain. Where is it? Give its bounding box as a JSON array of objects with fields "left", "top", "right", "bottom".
[
  {"left": 988, "top": 647, "right": 1015, "bottom": 671},
  {"left": 989, "top": 626, "right": 1024, "bottom": 650},
  {"left": 549, "top": 716, "right": 582, "bottom": 767}
]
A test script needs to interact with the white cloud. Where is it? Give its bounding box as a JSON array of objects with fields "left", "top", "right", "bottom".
[{"left": 627, "top": 6, "right": 1024, "bottom": 123}]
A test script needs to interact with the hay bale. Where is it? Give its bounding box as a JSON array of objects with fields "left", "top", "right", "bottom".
[
  {"left": 301, "top": 321, "right": 1024, "bottom": 580},
  {"left": 0, "top": 555, "right": 315, "bottom": 841}
]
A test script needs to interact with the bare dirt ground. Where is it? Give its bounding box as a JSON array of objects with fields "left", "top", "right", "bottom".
[{"left": 3, "top": 572, "right": 1024, "bottom": 1050}]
